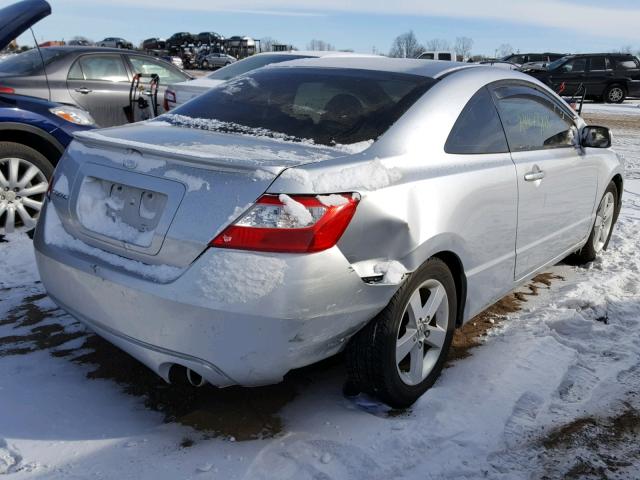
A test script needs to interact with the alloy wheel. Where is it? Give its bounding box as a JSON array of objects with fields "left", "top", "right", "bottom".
[
  {"left": 396, "top": 279, "right": 449, "bottom": 386},
  {"left": 593, "top": 191, "right": 615, "bottom": 253},
  {"left": 608, "top": 87, "right": 624, "bottom": 103},
  {"left": 0, "top": 157, "right": 48, "bottom": 234}
]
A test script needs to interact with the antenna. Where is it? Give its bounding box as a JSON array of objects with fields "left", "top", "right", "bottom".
[{"left": 30, "top": 27, "right": 51, "bottom": 102}]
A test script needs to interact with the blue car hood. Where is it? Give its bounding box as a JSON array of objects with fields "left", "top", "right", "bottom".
[{"left": 0, "top": 0, "right": 50, "bottom": 51}]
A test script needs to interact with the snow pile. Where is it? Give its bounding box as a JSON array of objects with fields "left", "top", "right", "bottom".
[
  {"left": 317, "top": 194, "right": 349, "bottom": 207},
  {"left": 279, "top": 194, "right": 313, "bottom": 226},
  {"left": 282, "top": 159, "right": 402, "bottom": 192},
  {"left": 164, "top": 170, "right": 210, "bottom": 192},
  {"left": 45, "top": 205, "right": 182, "bottom": 283},
  {"left": 0, "top": 439, "right": 21, "bottom": 474},
  {"left": 333, "top": 139, "right": 374, "bottom": 154},
  {"left": 198, "top": 251, "right": 287, "bottom": 304},
  {"left": 252, "top": 169, "right": 276, "bottom": 181},
  {"left": 76, "top": 178, "right": 154, "bottom": 247},
  {"left": 374, "top": 260, "right": 408, "bottom": 284},
  {"left": 172, "top": 142, "right": 334, "bottom": 164}
]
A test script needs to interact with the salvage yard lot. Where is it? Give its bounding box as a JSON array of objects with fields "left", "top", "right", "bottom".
[{"left": 1, "top": 103, "right": 639, "bottom": 479}]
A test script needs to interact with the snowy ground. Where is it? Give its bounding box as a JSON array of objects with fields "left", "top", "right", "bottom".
[{"left": 1, "top": 105, "right": 639, "bottom": 479}]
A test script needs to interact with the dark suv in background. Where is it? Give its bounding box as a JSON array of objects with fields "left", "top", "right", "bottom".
[
  {"left": 502, "top": 52, "right": 565, "bottom": 66},
  {"left": 527, "top": 53, "right": 640, "bottom": 103}
]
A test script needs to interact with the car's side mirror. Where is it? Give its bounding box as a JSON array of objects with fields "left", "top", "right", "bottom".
[{"left": 581, "top": 126, "right": 612, "bottom": 148}]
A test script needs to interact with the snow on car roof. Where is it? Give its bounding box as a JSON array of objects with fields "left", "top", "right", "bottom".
[{"left": 265, "top": 56, "right": 477, "bottom": 78}]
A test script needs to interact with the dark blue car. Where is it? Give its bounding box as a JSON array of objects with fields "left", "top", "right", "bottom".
[{"left": 0, "top": 0, "right": 95, "bottom": 235}]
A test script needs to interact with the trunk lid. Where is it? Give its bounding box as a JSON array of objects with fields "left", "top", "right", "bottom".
[
  {"left": 51, "top": 122, "right": 348, "bottom": 269},
  {"left": 0, "top": 0, "right": 50, "bottom": 51},
  {"left": 171, "top": 78, "right": 224, "bottom": 105}
]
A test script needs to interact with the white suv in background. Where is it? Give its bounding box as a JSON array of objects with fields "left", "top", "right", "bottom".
[{"left": 164, "top": 51, "right": 375, "bottom": 110}]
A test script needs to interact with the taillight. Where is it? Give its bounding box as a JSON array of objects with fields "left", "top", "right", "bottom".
[
  {"left": 211, "top": 193, "right": 359, "bottom": 253},
  {"left": 164, "top": 89, "right": 176, "bottom": 111},
  {"left": 0, "top": 86, "right": 15, "bottom": 94}
]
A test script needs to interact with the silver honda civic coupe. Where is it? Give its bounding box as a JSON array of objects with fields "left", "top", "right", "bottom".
[{"left": 33, "top": 57, "right": 623, "bottom": 407}]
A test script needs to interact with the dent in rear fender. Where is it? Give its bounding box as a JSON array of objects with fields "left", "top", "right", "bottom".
[{"left": 336, "top": 155, "right": 518, "bottom": 322}]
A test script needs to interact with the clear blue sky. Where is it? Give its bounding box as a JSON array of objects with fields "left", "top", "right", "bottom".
[{"left": 12, "top": 0, "right": 640, "bottom": 56}]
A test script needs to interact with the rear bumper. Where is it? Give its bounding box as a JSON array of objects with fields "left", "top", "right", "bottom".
[{"left": 34, "top": 205, "right": 396, "bottom": 386}]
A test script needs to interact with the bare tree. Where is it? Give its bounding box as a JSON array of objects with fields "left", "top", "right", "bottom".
[
  {"left": 454, "top": 37, "right": 474, "bottom": 61},
  {"left": 424, "top": 38, "right": 450, "bottom": 51},
  {"left": 307, "top": 39, "right": 335, "bottom": 51},
  {"left": 260, "top": 37, "right": 280, "bottom": 52},
  {"left": 389, "top": 30, "right": 425, "bottom": 58},
  {"left": 496, "top": 43, "right": 514, "bottom": 58},
  {"left": 616, "top": 45, "right": 633, "bottom": 54}
]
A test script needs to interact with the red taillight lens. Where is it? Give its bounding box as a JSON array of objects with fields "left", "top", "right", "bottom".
[
  {"left": 211, "top": 194, "right": 359, "bottom": 253},
  {"left": 0, "top": 86, "right": 15, "bottom": 94},
  {"left": 164, "top": 89, "right": 176, "bottom": 111}
]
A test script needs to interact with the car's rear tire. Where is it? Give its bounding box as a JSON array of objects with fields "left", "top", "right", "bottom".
[
  {"left": 605, "top": 84, "right": 626, "bottom": 104},
  {"left": 572, "top": 181, "right": 618, "bottom": 264},
  {"left": 345, "top": 258, "right": 457, "bottom": 408},
  {"left": 0, "top": 142, "right": 53, "bottom": 236},
  {"left": 201, "top": 60, "right": 209, "bottom": 70}
]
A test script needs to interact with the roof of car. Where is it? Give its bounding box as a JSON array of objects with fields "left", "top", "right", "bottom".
[
  {"left": 565, "top": 53, "right": 636, "bottom": 58},
  {"left": 266, "top": 56, "right": 477, "bottom": 78},
  {"left": 41, "top": 46, "right": 141, "bottom": 54}
]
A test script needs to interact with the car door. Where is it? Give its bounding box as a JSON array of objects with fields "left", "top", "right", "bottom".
[
  {"left": 125, "top": 55, "right": 190, "bottom": 114},
  {"left": 66, "top": 53, "right": 131, "bottom": 127},
  {"left": 491, "top": 82, "right": 598, "bottom": 280},
  {"left": 584, "top": 56, "right": 611, "bottom": 97},
  {"left": 548, "top": 57, "right": 587, "bottom": 95}
]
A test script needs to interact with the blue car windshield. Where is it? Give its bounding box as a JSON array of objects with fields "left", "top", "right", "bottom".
[
  {"left": 163, "top": 67, "right": 435, "bottom": 146},
  {"left": 0, "top": 48, "right": 65, "bottom": 76}
]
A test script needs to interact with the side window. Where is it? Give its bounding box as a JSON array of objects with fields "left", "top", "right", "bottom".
[
  {"left": 590, "top": 56, "right": 609, "bottom": 71},
  {"left": 445, "top": 87, "right": 509, "bottom": 154},
  {"left": 614, "top": 58, "right": 639, "bottom": 70},
  {"left": 128, "top": 56, "right": 185, "bottom": 83},
  {"left": 67, "top": 59, "right": 84, "bottom": 80},
  {"left": 493, "top": 85, "right": 577, "bottom": 152},
  {"left": 78, "top": 55, "right": 128, "bottom": 82},
  {"left": 560, "top": 58, "right": 587, "bottom": 73}
]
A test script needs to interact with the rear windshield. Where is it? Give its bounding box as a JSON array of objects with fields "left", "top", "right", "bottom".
[
  {"left": 206, "top": 54, "right": 312, "bottom": 81},
  {"left": 165, "top": 67, "right": 435, "bottom": 146},
  {"left": 0, "top": 48, "right": 65, "bottom": 76}
]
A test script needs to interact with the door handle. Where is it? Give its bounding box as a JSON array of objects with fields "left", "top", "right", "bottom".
[
  {"left": 74, "top": 87, "right": 92, "bottom": 94},
  {"left": 524, "top": 169, "right": 546, "bottom": 182}
]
